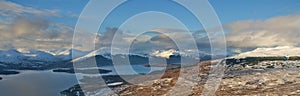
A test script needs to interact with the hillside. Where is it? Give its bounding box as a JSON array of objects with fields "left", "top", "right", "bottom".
[{"left": 232, "top": 46, "right": 300, "bottom": 58}]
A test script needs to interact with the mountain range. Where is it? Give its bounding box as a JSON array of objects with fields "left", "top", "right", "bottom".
[{"left": 0, "top": 46, "right": 299, "bottom": 70}]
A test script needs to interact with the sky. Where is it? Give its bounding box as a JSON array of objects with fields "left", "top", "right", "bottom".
[
  {"left": 5, "top": 0, "right": 300, "bottom": 29},
  {"left": 0, "top": 0, "right": 300, "bottom": 54}
]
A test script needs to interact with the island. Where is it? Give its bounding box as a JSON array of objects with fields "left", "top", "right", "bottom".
[
  {"left": 52, "top": 68, "right": 112, "bottom": 74},
  {"left": 0, "top": 70, "right": 20, "bottom": 75}
]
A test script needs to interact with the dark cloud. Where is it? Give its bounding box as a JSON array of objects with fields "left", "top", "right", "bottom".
[
  {"left": 0, "top": 16, "right": 77, "bottom": 50},
  {"left": 150, "top": 34, "right": 177, "bottom": 49},
  {"left": 101, "top": 27, "right": 123, "bottom": 41}
]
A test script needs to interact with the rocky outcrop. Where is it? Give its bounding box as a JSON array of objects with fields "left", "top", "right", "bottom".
[
  {"left": 62, "top": 60, "right": 300, "bottom": 96},
  {"left": 118, "top": 60, "right": 300, "bottom": 96},
  {"left": 217, "top": 68, "right": 300, "bottom": 95}
]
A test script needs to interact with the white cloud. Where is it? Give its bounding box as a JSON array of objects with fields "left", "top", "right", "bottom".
[{"left": 225, "top": 13, "right": 300, "bottom": 48}]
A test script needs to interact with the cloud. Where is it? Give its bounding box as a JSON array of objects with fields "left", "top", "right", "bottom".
[
  {"left": 0, "top": 1, "right": 101, "bottom": 50},
  {"left": 0, "top": 16, "right": 76, "bottom": 50},
  {"left": 11, "top": 16, "right": 49, "bottom": 37},
  {"left": 94, "top": 13, "right": 300, "bottom": 54},
  {"left": 225, "top": 13, "right": 300, "bottom": 48},
  {"left": 94, "top": 27, "right": 124, "bottom": 47},
  {"left": 148, "top": 27, "right": 189, "bottom": 33},
  {"left": 101, "top": 28, "right": 123, "bottom": 41},
  {"left": 0, "top": 0, "right": 59, "bottom": 17},
  {"left": 150, "top": 34, "right": 177, "bottom": 49},
  {"left": 144, "top": 28, "right": 213, "bottom": 52},
  {"left": 90, "top": 28, "right": 182, "bottom": 53}
]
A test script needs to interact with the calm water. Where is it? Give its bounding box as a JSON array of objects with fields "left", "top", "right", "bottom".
[
  {"left": 0, "top": 65, "right": 165, "bottom": 96},
  {"left": 0, "top": 70, "right": 78, "bottom": 96},
  {"left": 100, "top": 65, "right": 165, "bottom": 75}
]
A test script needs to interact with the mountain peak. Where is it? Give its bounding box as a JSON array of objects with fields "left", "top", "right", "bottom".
[{"left": 152, "top": 49, "right": 178, "bottom": 59}]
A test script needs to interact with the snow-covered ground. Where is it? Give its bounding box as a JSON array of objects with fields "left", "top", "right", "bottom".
[{"left": 232, "top": 46, "right": 300, "bottom": 58}]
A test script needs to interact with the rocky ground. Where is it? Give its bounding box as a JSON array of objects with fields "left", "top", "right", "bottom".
[{"left": 62, "top": 59, "right": 300, "bottom": 96}]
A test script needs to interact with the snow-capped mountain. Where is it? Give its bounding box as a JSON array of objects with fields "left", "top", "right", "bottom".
[
  {"left": 71, "top": 48, "right": 115, "bottom": 62},
  {"left": 0, "top": 48, "right": 88, "bottom": 65},
  {"left": 0, "top": 47, "right": 212, "bottom": 66},
  {"left": 151, "top": 49, "right": 178, "bottom": 59},
  {"left": 232, "top": 46, "right": 300, "bottom": 58},
  {"left": 21, "top": 49, "right": 60, "bottom": 62},
  {"left": 151, "top": 49, "right": 210, "bottom": 59},
  {"left": 72, "top": 47, "right": 217, "bottom": 63},
  {"left": 0, "top": 49, "right": 59, "bottom": 65},
  {"left": 71, "top": 47, "right": 149, "bottom": 62},
  {"left": 0, "top": 49, "right": 25, "bottom": 64},
  {"left": 54, "top": 48, "right": 90, "bottom": 61}
]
